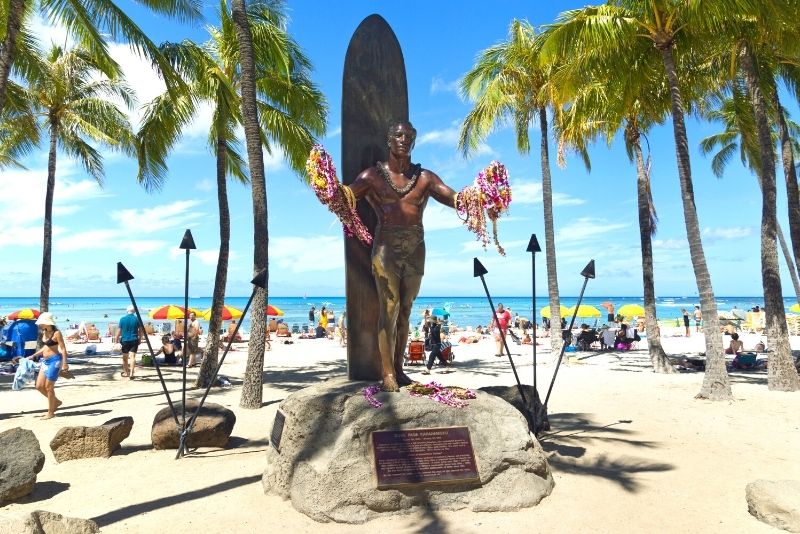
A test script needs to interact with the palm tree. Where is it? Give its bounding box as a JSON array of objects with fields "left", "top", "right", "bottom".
[
  {"left": 0, "top": 80, "right": 39, "bottom": 168},
  {"left": 543, "top": 18, "right": 675, "bottom": 373},
  {"left": 541, "top": 1, "right": 732, "bottom": 399},
  {"left": 23, "top": 45, "right": 134, "bottom": 311},
  {"left": 459, "top": 19, "right": 565, "bottom": 355},
  {"left": 138, "top": 0, "right": 326, "bottom": 391},
  {"left": 228, "top": 0, "right": 326, "bottom": 408},
  {"left": 0, "top": 0, "right": 201, "bottom": 114}
]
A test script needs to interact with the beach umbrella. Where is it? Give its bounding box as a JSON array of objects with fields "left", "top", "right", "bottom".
[
  {"left": 200, "top": 305, "right": 243, "bottom": 321},
  {"left": 431, "top": 307, "right": 450, "bottom": 317},
  {"left": 790, "top": 303, "right": 800, "bottom": 313},
  {"left": 148, "top": 305, "right": 199, "bottom": 320},
  {"left": 566, "top": 304, "right": 602, "bottom": 318},
  {"left": 7, "top": 308, "right": 41, "bottom": 320},
  {"left": 617, "top": 304, "right": 645, "bottom": 318},
  {"left": 540, "top": 305, "right": 568, "bottom": 318},
  {"left": 266, "top": 304, "right": 284, "bottom": 316}
]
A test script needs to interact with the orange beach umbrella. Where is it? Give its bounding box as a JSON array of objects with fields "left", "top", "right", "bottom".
[
  {"left": 201, "top": 305, "right": 243, "bottom": 321},
  {"left": 266, "top": 304, "right": 284, "bottom": 316},
  {"left": 8, "top": 308, "right": 41, "bottom": 320},
  {"left": 148, "top": 305, "right": 199, "bottom": 320}
]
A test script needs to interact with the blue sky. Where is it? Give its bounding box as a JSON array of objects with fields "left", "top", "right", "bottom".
[{"left": 0, "top": 0, "right": 792, "bottom": 298}]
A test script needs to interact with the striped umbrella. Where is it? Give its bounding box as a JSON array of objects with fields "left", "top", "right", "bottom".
[
  {"left": 8, "top": 308, "right": 41, "bottom": 320},
  {"left": 148, "top": 305, "right": 199, "bottom": 320},
  {"left": 201, "top": 305, "right": 243, "bottom": 321},
  {"left": 266, "top": 304, "right": 284, "bottom": 316}
]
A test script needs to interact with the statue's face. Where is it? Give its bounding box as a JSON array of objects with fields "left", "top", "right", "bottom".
[{"left": 388, "top": 123, "right": 415, "bottom": 156}]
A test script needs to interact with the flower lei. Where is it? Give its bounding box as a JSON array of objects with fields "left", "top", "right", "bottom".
[
  {"left": 306, "top": 145, "right": 373, "bottom": 245},
  {"left": 456, "top": 161, "right": 512, "bottom": 255},
  {"left": 362, "top": 382, "right": 477, "bottom": 409},
  {"left": 408, "top": 381, "right": 477, "bottom": 408}
]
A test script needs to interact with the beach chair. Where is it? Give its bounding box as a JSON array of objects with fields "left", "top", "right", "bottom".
[
  {"left": 301, "top": 324, "right": 309, "bottom": 334},
  {"left": 404, "top": 340, "right": 425, "bottom": 365},
  {"left": 291, "top": 324, "right": 300, "bottom": 334}
]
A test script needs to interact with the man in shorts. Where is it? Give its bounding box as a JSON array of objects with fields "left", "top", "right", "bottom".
[
  {"left": 118, "top": 305, "right": 143, "bottom": 379},
  {"left": 492, "top": 302, "right": 512, "bottom": 357}
]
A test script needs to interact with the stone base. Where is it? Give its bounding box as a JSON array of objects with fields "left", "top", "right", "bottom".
[{"left": 262, "top": 377, "right": 553, "bottom": 523}]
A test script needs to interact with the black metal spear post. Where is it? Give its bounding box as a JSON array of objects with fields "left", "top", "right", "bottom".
[
  {"left": 116, "top": 262, "right": 179, "bottom": 427},
  {"left": 175, "top": 269, "right": 268, "bottom": 459},
  {"left": 537, "top": 259, "right": 595, "bottom": 428},
  {"left": 179, "top": 230, "right": 196, "bottom": 446},
  {"left": 473, "top": 258, "right": 528, "bottom": 407},
  {"left": 526, "top": 234, "right": 541, "bottom": 434}
]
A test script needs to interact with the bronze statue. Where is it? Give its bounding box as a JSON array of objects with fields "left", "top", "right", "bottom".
[{"left": 347, "top": 121, "right": 458, "bottom": 391}]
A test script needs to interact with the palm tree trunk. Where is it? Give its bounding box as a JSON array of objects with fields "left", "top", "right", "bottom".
[
  {"left": 0, "top": 0, "right": 25, "bottom": 114},
  {"left": 740, "top": 45, "right": 799, "bottom": 391},
  {"left": 658, "top": 44, "right": 730, "bottom": 399},
  {"left": 629, "top": 125, "right": 673, "bottom": 373},
  {"left": 777, "top": 223, "right": 800, "bottom": 302},
  {"left": 40, "top": 123, "right": 57, "bottom": 312},
  {"left": 232, "top": 0, "right": 269, "bottom": 408},
  {"left": 196, "top": 136, "right": 231, "bottom": 389},
  {"left": 773, "top": 90, "right": 800, "bottom": 282},
  {"left": 539, "top": 107, "right": 562, "bottom": 355}
]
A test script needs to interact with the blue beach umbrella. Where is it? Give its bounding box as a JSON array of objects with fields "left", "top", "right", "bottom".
[{"left": 431, "top": 307, "right": 450, "bottom": 317}]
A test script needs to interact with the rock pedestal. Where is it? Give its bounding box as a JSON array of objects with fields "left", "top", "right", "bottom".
[
  {"left": 746, "top": 479, "right": 800, "bottom": 533},
  {"left": 0, "top": 510, "right": 99, "bottom": 534},
  {"left": 0, "top": 428, "right": 45, "bottom": 504},
  {"left": 151, "top": 400, "right": 235, "bottom": 449},
  {"left": 50, "top": 416, "right": 133, "bottom": 462},
  {"left": 262, "top": 377, "right": 553, "bottom": 523}
]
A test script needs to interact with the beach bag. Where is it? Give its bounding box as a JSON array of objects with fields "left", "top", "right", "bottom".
[{"left": 84, "top": 344, "right": 97, "bottom": 355}]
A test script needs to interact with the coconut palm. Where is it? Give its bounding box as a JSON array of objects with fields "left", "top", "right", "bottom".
[
  {"left": 138, "top": 0, "right": 326, "bottom": 392},
  {"left": 540, "top": 1, "right": 734, "bottom": 399},
  {"left": 0, "top": 0, "right": 201, "bottom": 114},
  {"left": 543, "top": 14, "right": 676, "bottom": 373},
  {"left": 23, "top": 45, "right": 134, "bottom": 311},
  {"left": 0, "top": 80, "right": 39, "bottom": 168},
  {"left": 459, "top": 19, "right": 566, "bottom": 355}
]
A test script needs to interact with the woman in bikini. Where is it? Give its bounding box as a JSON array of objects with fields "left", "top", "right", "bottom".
[{"left": 28, "top": 312, "right": 68, "bottom": 419}]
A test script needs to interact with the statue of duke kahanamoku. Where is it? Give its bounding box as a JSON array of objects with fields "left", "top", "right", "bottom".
[{"left": 347, "top": 121, "right": 459, "bottom": 392}]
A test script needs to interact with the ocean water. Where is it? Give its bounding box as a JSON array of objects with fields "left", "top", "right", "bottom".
[{"left": 0, "top": 295, "right": 773, "bottom": 334}]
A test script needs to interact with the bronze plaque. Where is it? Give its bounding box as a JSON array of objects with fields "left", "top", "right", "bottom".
[
  {"left": 371, "top": 427, "right": 480, "bottom": 489},
  {"left": 270, "top": 410, "right": 285, "bottom": 452}
]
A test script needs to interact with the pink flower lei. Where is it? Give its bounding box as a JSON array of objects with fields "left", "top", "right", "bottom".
[
  {"left": 456, "top": 161, "right": 511, "bottom": 255},
  {"left": 306, "top": 145, "right": 373, "bottom": 245}
]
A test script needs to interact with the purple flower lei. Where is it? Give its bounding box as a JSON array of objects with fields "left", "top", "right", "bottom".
[{"left": 363, "top": 384, "right": 383, "bottom": 408}]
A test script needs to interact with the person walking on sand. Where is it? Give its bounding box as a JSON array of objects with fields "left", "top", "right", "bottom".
[
  {"left": 28, "top": 312, "right": 68, "bottom": 419},
  {"left": 492, "top": 302, "right": 512, "bottom": 357},
  {"left": 118, "top": 305, "right": 142, "bottom": 379},
  {"left": 693, "top": 305, "right": 702, "bottom": 333},
  {"left": 185, "top": 311, "right": 202, "bottom": 367},
  {"left": 682, "top": 308, "right": 690, "bottom": 337}
]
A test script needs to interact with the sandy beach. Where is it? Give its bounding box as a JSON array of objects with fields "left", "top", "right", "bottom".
[{"left": 1, "top": 327, "right": 798, "bottom": 533}]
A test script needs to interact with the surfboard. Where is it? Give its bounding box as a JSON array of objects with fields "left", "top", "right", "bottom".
[{"left": 342, "top": 14, "right": 408, "bottom": 380}]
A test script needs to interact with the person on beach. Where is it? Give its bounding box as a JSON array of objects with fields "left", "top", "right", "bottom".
[
  {"left": 338, "top": 312, "right": 347, "bottom": 347},
  {"left": 682, "top": 308, "right": 690, "bottom": 337},
  {"left": 423, "top": 316, "right": 447, "bottom": 374},
  {"left": 492, "top": 302, "right": 512, "bottom": 357},
  {"left": 222, "top": 320, "right": 242, "bottom": 343},
  {"left": 28, "top": 312, "right": 68, "bottom": 419},
  {"left": 119, "top": 305, "right": 142, "bottom": 379},
  {"left": 185, "top": 311, "right": 202, "bottom": 367},
  {"left": 725, "top": 332, "right": 743, "bottom": 355},
  {"left": 693, "top": 305, "right": 702, "bottom": 332},
  {"left": 153, "top": 335, "right": 179, "bottom": 365},
  {"left": 308, "top": 306, "right": 315, "bottom": 324}
]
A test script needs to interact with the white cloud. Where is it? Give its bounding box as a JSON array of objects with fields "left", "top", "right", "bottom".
[
  {"left": 197, "top": 179, "right": 214, "bottom": 192},
  {"left": 423, "top": 204, "right": 464, "bottom": 231},
  {"left": 653, "top": 238, "right": 687, "bottom": 250},
  {"left": 270, "top": 235, "right": 344, "bottom": 273},
  {"left": 110, "top": 200, "right": 206, "bottom": 234},
  {"left": 327, "top": 126, "right": 341, "bottom": 138},
  {"left": 556, "top": 217, "right": 630, "bottom": 244},
  {"left": 510, "top": 181, "right": 586, "bottom": 206},
  {"left": 418, "top": 126, "right": 461, "bottom": 146},
  {"left": 430, "top": 76, "right": 459, "bottom": 95},
  {"left": 702, "top": 227, "right": 753, "bottom": 240}
]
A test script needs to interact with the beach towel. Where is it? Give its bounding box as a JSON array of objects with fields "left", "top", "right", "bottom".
[{"left": 13, "top": 358, "right": 39, "bottom": 391}]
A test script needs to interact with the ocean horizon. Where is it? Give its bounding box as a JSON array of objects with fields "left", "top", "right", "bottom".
[{"left": 0, "top": 295, "right": 773, "bottom": 334}]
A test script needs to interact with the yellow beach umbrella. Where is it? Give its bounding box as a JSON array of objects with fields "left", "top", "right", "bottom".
[
  {"left": 148, "top": 305, "right": 200, "bottom": 320},
  {"left": 789, "top": 303, "right": 800, "bottom": 313},
  {"left": 7, "top": 308, "right": 41, "bottom": 320},
  {"left": 566, "top": 304, "right": 602, "bottom": 318},
  {"left": 618, "top": 304, "right": 645, "bottom": 318},
  {"left": 201, "top": 305, "right": 243, "bottom": 321},
  {"left": 540, "top": 305, "right": 568, "bottom": 318}
]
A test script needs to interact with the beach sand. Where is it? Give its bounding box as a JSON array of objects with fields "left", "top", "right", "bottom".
[{"left": 1, "top": 327, "right": 798, "bottom": 533}]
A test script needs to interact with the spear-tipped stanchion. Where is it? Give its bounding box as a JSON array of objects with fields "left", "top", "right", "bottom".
[
  {"left": 116, "top": 262, "right": 179, "bottom": 426},
  {"left": 473, "top": 258, "right": 529, "bottom": 408},
  {"left": 175, "top": 269, "right": 267, "bottom": 459},
  {"left": 177, "top": 230, "right": 196, "bottom": 459},
  {"left": 526, "top": 234, "right": 541, "bottom": 434},
  {"left": 537, "top": 259, "right": 595, "bottom": 430}
]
